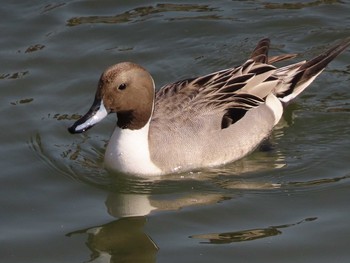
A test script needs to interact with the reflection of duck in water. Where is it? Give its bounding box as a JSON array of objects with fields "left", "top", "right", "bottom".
[
  {"left": 66, "top": 190, "right": 320, "bottom": 262},
  {"left": 105, "top": 191, "right": 228, "bottom": 218},
  {"left": 66, "top": 190, "right": 228, "bottom": 263},
  {"left": 67, "top": 217, "right": 158, "bottom": 263},
  {"left": 69, "top": 38, "right": 350, "bottom": 176}
]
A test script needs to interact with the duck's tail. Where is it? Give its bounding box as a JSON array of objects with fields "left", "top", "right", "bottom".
[
  {"left": 249, "top": 38, "right": 298, "bottom": 64},
  {"left": 250, "top": 37, "right": 350, "bottom": 105}
]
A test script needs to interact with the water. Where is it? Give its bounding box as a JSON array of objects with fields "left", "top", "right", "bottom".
[{"left": 1, "top": 1, "right": 350, "bottom": 262}]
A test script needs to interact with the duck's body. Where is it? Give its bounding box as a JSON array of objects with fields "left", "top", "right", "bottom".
[{"left": 69, "top": 38, "right": 350, "bottom": 176}]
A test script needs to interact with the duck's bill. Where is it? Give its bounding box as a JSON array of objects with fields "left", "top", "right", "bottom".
[{"left": 68, "top": 99, "right": 109, "bottom": 134}]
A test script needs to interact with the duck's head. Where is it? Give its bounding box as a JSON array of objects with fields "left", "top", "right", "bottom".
[{"left": 68, "top": 62, "right": 155, "bottom": 134}]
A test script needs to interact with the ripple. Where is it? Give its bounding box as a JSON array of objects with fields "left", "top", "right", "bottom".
[
  {"left": 41, "top": 2, "right": 66, "bottom": 14},
  {"left": 283, "top": 174, "right": 350, "bottom": 190},
  {"left": 28, "top": 132, "right": 112, "bottom": 189},
  {"left": 0, "top": 71, "right": 29, "bottom": 80},
  {"left": 24, "top": 44, "right": 45, "bottom": 53},
  {"left": 10, "top": 98, "right": 34, "bottom": 105},
  {"left": 190, "top": 217, "right": 317, "bottom": 244},
  {"left": 264, "top": 0, "right": 342, "bottom": 10},
  {"left": 67, "top": 3, "right": 219, "bottom": 26}
]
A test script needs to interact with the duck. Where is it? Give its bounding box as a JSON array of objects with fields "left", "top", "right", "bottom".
[{"left": 68, "top": 38, "right": 350, "bottom": 176}]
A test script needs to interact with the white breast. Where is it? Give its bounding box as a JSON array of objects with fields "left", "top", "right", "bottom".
[{"left": 104, "top": 121, "right": 162, "bottom": 176}]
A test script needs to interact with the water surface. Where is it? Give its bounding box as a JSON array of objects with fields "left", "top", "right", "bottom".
[{"left": 1, "top": 1, "right": 350, "bottom": 262}]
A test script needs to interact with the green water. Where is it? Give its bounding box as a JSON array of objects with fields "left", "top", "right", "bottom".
[{"left": 1, "top": 1, "right": 350, "bottom": 262}]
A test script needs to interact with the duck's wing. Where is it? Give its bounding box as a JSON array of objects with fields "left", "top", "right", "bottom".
[
  {"left": 152, "top": 38, "right": 282, "bottom": 130},
  {"left": 153, "top": 56, "right": 280, "bottom": 130},
  {"left": 153, "top": 37, "right": 350, "bottom": 129}
]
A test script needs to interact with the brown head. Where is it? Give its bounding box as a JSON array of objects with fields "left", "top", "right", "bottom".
[{"left": 68, "top": 62, "right": 155, "bottom": 133}]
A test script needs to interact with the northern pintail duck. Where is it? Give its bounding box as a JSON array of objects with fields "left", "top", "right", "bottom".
[{"left": 69, "top": 38, "right": 350, "bottom": 176}]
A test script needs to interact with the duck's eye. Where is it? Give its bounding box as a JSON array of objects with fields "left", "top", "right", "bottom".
[{"left": 118, "top": 83, "right": 127, "bottom": 90}]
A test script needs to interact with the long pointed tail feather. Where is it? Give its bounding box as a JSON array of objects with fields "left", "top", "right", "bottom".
[
  {"left": 268, "top": 53, "right": 298, "bottom": 64},
  {"left": 275, "top": 37, "right": 350, "bottom": 104}
]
